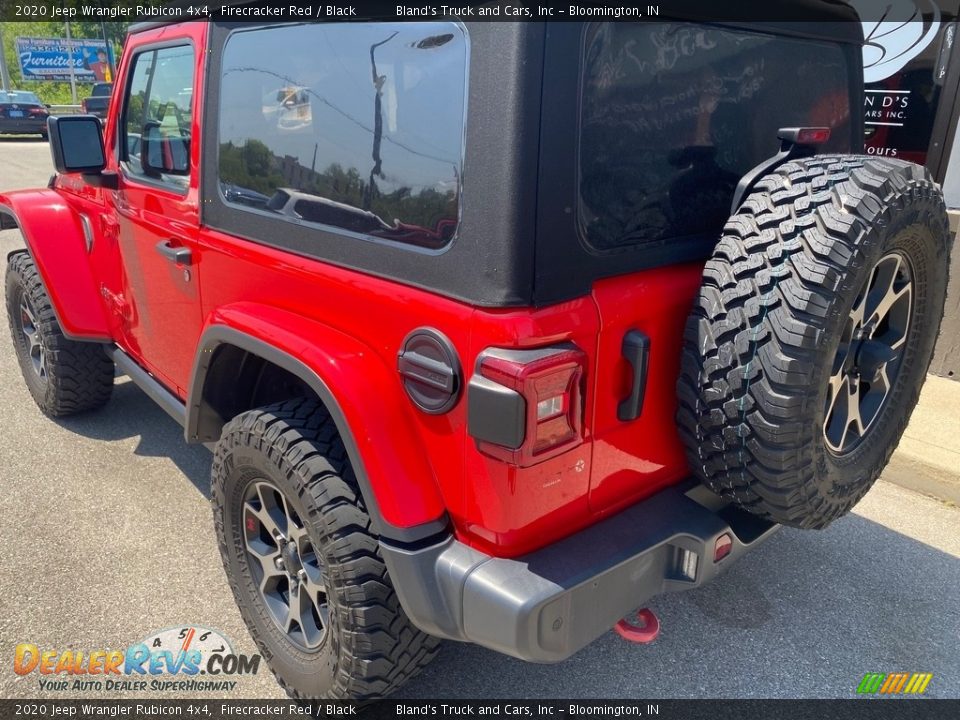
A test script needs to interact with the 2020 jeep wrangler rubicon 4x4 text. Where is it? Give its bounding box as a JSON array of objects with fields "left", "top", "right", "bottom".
[{"left": 2, "top": 7, "right": 952, "bottom": 699}]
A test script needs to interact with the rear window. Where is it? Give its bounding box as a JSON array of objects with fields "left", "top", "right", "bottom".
[
  {"left": 218, "top": 22, "right": 468, "bottom": 250},
  {"left": 2, "top": 91, "right": 42, "bottom": 105},
  {"left": 579, "top": 22, "right": 852, "bottom": 253}
]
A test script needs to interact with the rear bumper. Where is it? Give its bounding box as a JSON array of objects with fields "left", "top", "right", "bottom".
[
  {"left": 0, "top": 119, "right": 47, "bottom": 134},
  {"left": 380, "top": 483, "right": 777, "bottom": 662}
]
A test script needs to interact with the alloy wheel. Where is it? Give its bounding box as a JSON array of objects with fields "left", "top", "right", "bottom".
[
  {"left": 823, "top": 252, "right": 913, "bottom": 454},
  {"left": 242, "top": 480, "right": 329, "bottom": 651},
  {"left": 19, "top": 296, "right": 46, "bottom": 381}
]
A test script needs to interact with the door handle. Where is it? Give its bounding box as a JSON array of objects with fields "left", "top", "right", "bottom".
[
  {"left": 617, "top": 330, "right": 650, "bottom": 422},
  {"left": 155, "top": 240, "right": 192, "bottom": 265}
]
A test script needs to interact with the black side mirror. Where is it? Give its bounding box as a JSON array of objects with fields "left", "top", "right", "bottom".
[
  {"left": 47, "top": 115, "right": 116, "bottom": 188},
  {"left": 48, "top": 115, "right": 105, "bottom": 173}
]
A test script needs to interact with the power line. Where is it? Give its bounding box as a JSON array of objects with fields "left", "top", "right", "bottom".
[{"left": 222, "top": 65, "right": 458, "bottom": 167}]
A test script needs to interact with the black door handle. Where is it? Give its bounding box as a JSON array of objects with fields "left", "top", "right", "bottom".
[
  {"left": 155, "top": 240, "right": 192, "bottom": 265},
  {"left": 617, "top": 330, "right": 650, "bottom": 422}
]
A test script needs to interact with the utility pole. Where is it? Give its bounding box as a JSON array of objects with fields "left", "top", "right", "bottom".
[
  {"left": 100, "top": 17, "right": 113, "bottom": 80},
  {"left": 64, "top": 20, "right": 77, "bottom": 105},
  {"left": 0, "top": 26, "right": 12, "bottom": 92}
]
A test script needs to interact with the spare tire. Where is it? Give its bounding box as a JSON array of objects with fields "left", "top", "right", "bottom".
[{"left": 677, "top": 155, "right": 951, "bottom": 529}]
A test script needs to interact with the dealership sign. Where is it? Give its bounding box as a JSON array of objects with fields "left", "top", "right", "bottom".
[
  {"left": 15, "top": 37, "right": 112, "bottom": 83},
  {"left": 850, "top": 0, "right": 960, "bottom": 166}
]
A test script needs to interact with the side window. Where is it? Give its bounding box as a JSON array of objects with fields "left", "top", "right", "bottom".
[
  {"left": 218, "top": 22, "right": 467, "bottom": 250},
  {"left": 578, "top": 23, "right": 852, "bottom": 253},
  {"left": 121, "top": 44, "right": 195, "bottom": 191}
]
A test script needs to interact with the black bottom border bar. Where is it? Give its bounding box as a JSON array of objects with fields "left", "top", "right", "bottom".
[{"left": 2, "top": 699, "right": 959, "bottom": 720}]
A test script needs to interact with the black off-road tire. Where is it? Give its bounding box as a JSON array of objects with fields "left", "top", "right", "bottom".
[
  {"left": 677, "top": 156, "right": 951, "bottom": 528},
  {"left": 212, "top": 398, "right": 440, "bottom": 699},
  {"left": 5, "top": 251, "right": 114, "bottom": 416}
]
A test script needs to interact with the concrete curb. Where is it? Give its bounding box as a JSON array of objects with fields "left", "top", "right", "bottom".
[{"left": 881, "top": 374, "right": 960, "bottom": 506}]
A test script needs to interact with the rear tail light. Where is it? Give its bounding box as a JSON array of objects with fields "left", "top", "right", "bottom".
[
  {"left": 467, "top": 345, "right": 586, "bottom": 467},
  {"left": 81, "top": 100, "right": 88, "bottom": 113},
  {"left": 796, "top": 127, "right": 831, "bottom": 145},
  {"left": 778, "top": 126, "right": 831, "bottom": 147},
  {"left": 28, "top": 108, "right": 48, "bottom": 117}
]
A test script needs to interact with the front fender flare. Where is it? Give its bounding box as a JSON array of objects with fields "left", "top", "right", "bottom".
[
  {"left": 187, "top": 303, "right": 449, "bottom": 544},
  {"left": 0, "top": 190, "right": 110, "bottom": 341}
]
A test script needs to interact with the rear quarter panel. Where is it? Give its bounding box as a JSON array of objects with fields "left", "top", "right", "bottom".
[
  {"left": 196, "top": 227, "right": 471, "bottom": 532},
  {"left": 195, "top": 227, "right": 604, "bottom": 555}
]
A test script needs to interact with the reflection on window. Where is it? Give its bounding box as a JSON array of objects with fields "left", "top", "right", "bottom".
[
  {"left": 218, "top": 23, "right": 467, "bottom": 250},
  {"left": 579, "top": 23, "right": 851, "bottom": 252},
  {"left": 122, "top": 45, "right": 194, "bottom": 189}
]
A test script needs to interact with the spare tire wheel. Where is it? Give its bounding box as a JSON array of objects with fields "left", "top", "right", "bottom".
[{"left": 677, "top": 155, "right": 952, "bottom": 528}]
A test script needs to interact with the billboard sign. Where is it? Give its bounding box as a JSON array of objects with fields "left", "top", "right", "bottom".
[{"left": 15, "top": 37, "right": 113, "bottom": 84}]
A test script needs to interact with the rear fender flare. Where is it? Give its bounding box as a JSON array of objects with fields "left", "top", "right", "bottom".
[
  {"left": 0, "top": 190, "right": 110, "bottom": 341},
  {"left": 187, "top": 304, "right": 449, "bottom": 544}
]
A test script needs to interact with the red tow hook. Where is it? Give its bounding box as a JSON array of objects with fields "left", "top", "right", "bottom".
[{"left": 614, "top": 608, "right": 660, "bottom": 644}]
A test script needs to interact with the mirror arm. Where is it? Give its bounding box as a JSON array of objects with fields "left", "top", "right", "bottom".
[
  {"left": 82, "top": 171, "right": 119, "bottom": 190},
  {"left": 141, "top": 120, "right": 162, "bottom": 178}
]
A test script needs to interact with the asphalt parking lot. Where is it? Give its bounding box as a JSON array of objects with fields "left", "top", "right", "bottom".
[{"left": 0, "top": 137, "right": 958, "bottom": 700}]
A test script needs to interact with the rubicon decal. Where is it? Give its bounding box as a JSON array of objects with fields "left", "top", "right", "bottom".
[{"left": 14, "top": 626, "right": 260, "bottom": 693}]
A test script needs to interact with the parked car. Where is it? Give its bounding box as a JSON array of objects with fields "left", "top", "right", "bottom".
[
  {"left": 80, "top": 82, "right": 113, "bottom": 119},
  {"left": 0, "top": 91, "right": 49, "bottom": 139},
  {"left": 1, "top": 7, "right": 953, "bottom": 701}
]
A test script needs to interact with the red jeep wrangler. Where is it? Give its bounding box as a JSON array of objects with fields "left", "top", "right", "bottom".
[{"left": 2, "top": 10, "right": 952, "bottom": 700}]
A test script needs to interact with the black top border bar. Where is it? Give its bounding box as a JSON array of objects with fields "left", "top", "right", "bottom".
[{"left": 0, "top": 0, "right": 932, "bottom": 24}]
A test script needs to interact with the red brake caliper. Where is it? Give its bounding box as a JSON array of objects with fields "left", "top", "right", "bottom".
[{"left": 614, "top": 608, "right": 660, "bottom": 644}]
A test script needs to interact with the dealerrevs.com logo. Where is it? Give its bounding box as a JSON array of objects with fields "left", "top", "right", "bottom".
[{"left": 13, "top": 626, "right": 261, "bottom": 693}]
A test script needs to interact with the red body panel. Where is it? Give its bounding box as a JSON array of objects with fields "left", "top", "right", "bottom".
[
  {"left": 107, "top": 24, "right": 207, "bottom": 395},
  {"left": 460, "top": 300, "right": 602, "bottom": 555},
  {"left": 195, "top": 229, "right": 610, "bottom": 554},
  {"left": 200, "top": 301, "right": 448, "bottom": 530},
  {"left": 0, "top": 190, "right": 111, "bottom": 341},
  {"left": 11, "top": 22, "right": 705, "bottom": 559},
  {"left": 588, "top": 265, "right": 704, "bottom": 516},
  {"left": 195, "top": 237, "right": 702, "bottom": 554}
]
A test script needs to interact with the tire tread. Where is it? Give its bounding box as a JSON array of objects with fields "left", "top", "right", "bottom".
[
  {"left": 5, "top": 251, "right": 113, "bottom": 416},
  {"left": 211, "top": 398, "right": 439, "bottom": 699},
  {"left": 677, "top": 155, "right": 951, "bottom": 528}
]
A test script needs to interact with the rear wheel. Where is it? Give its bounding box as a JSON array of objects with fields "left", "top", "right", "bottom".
[
  {"left": 5, "top": 251, "right": 114, "bottom": 416},
  {"left": 677, "top": 156, "right": 951, "bottom": 528},
  {"left": 212, "top": 398, "right": 439, "bottom": 699}
]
